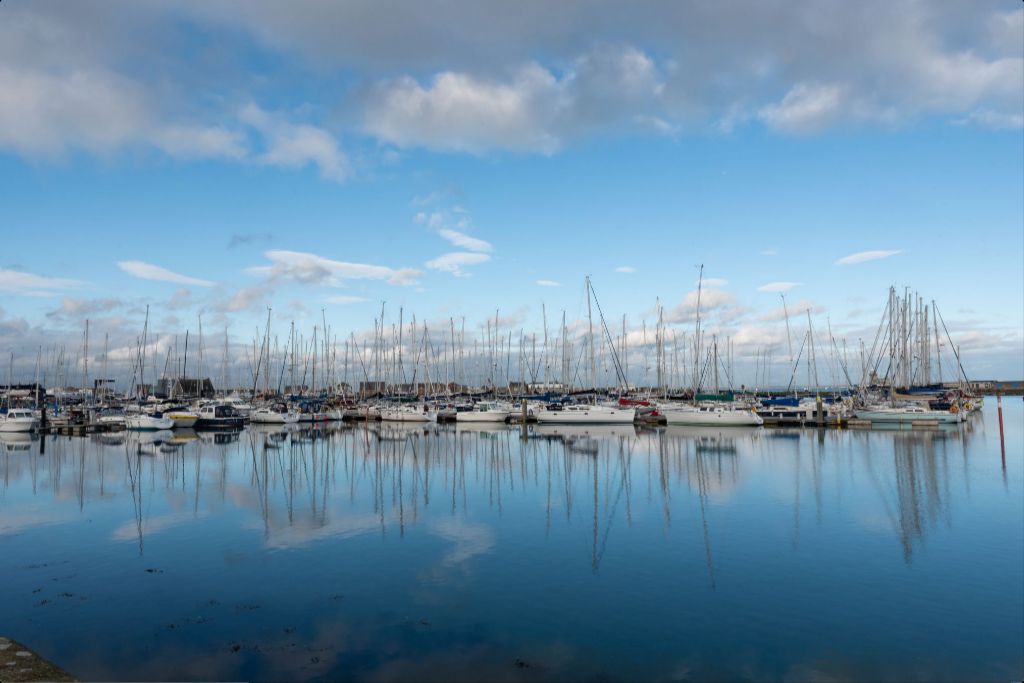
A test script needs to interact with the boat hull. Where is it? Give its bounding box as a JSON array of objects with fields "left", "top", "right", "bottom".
[
  {"left": 534, "top": 407, "right": 635, "bottom": 425},
  {"left": 854, "top": 410, "right": 960, "bottom": 424},
  {"left": 661, "top": 408, "right": 763, "bottom": 426}
]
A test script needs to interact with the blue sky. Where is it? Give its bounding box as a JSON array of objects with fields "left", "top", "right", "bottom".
[{"left": 1, "top": 0, "right": 1021, "bottom": 385}]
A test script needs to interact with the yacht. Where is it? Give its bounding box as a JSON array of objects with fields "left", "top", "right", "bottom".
[
  {"left": 0, "top": 408, "right": 38, "bottom": 433},
  {"left": 126, "top": 413, "right": 175, "bottom": 431},
  {"left": 659, "top": 403, "right": 763, "bottom": 427},
  {"left": 379, "top": 404, "right": 437, "bottom": 422},
  {"left": 217, "top": 394, "right": 252, "bottom": 418},
  {"left": 854, "top": 405, "right": 960, "bottom": 424},
  {"left": 251, "top": 404, "right": 300, "bottom": 424},
  {"left": 456, "top": 401, "right": 514, "bottom": 423},
  {"left": 533, "top": 403, "right": 636, "bottom": 425},
  {"left": 194, "top": 404, "right": 245, "bottom": 430}
]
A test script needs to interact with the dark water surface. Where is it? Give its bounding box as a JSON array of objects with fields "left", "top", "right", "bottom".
[{"left": 2, "top": 400, "right": 1022, "bottom": 682}]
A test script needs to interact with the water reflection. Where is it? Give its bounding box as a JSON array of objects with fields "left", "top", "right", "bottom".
[
  {"left": 0, "top": 421, "right": 990, "bottom": 569},
  {"left": 1, "top": 408, "right": 1020, "bottom": 681}
]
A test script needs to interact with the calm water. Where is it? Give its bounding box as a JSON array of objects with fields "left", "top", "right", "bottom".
[{"left": 1, "top": 400, "right": 1021, "bottom": 682}]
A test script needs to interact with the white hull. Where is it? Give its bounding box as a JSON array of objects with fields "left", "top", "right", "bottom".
[
  {"left": 251, "top": 410, "right": 300, "bottom": 424},
  {"left": 534, "top": 405, "right": 635, "bottom": 424},
  {"left": 456, "top": 410, "right": 511, "bottom": 423},
  {"left": 854, "top": 409, "right": 960, "bottom": 424},
  {"left": 0, "top": 418, "right": 36, "bottom": 433},
  {"left": 126, "top": 415, "right": 175, "bottom": 431},
  {"left": 661, "top": 406, "right": 763, "bottom": 426},
  {"left": 379, "top": 407, "right": 435, "bottom": 422}
]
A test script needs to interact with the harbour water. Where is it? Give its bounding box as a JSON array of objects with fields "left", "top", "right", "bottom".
[{"left": 1, "top": 400, "right": 1021, "bottom": 682}]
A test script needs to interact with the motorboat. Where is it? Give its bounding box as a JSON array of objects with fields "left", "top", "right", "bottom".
[
  {"left": 0, "top": 408, "right": 38, "bottom": 433},
  {"left": 217, "top": 394, "right": 252, "bottom": 418},
  {"left": 194, "top": 404, "right": 245, "bottom": 430},
  {"left": 659, "top": 403, "right": 763, "bottom": 427},
  {"left": 533, "top": 403, "right": 636, "bottom": 425}
]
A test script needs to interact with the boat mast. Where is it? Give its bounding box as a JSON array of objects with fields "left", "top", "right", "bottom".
[{"left": 694, "top": 265, "right": 704, "bottom": 394}]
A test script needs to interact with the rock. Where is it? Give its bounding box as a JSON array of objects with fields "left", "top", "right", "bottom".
[{"left": 15, "top": 651, "right": 32, "bottom": 658}]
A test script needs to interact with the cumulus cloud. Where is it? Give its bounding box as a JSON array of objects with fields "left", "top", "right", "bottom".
[
  {"left": 118, "top": 261, "right": 215, "bottom": 287},
  {"left": 665, "top": 288, "right": 738, "bottom": 324},
  {"left": 362, "top": 46, "right": 668, "bottom": 153},
  {"left": 239, "top": 104, "right": 348, "bottom": 182},
  {"left": 758, "top": 282, "right": 801, "bottom": 292},
  {"left": 835, "top": 250, "right": 902, "bottom": 265},
  {"left": 0, "top": 268, "right": 89, "bottom": 296},
  {"left": 536, "top": 279, "right": 561, "bottom": 287},
  {"left": 425, "top": 252, "right": 491, "bottom": 277}
]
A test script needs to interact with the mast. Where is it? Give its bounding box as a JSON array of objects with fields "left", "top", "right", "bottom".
[
  {"left": 694, "top": 265, "right": 704, "bottom": 393},
  {"left": 586, "top": 276, "right": 595, "bottom": 391}
]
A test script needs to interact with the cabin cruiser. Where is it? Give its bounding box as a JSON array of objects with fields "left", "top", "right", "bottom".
[
  {"left": 457, "top": 401, "right": 514, "bottom": 423},
  {"left": 659, "top": 402, "right": 763, "bottom": 427},
  {"left": 533, "top": 403, "right": 636, "bottom": 425},
  {"left": 217, "top": 394, "right": 252, "bottom": 418},
  {"left": 194, "top": 404, "right": 245, "bottom": 430},
  {"left": 0, "top": 408, "right": 38, "bottom": 433}
]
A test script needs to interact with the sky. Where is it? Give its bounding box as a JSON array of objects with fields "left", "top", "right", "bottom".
[{"left": 0, "top": 0, "right": 1021, "bottom": 388}]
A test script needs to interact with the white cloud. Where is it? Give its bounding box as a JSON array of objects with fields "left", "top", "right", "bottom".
[
  {"left": 364, "top": 65, "right": 564, "bottom": 153},
  {"left": 0, "top": 268, "right": 88, "bottom": 295},
  {"left": 759, "top": 83, "right": 849, "bottom": 134},
  {"left": 425, "top": 252, "right": 491, "bottom": 276},
  {"left": 758, "top": 282, "right": 801, "bottom": 292},
  {"left": 615, "top": 266, "right": 635, "bottom": 274},
  {"left": 362, "top": 46, "right": 666, "bottom": 153},
  {"left": 835, "top": 250, "right": 902, "bottom": 265},
  {"left": 438, "top": 228, "right": 493, "bottom": 253},
  {"left": 239, "top": 104, "right": 348, "bottom": 182},
  {"left": 665, "top": 288, "right": 738, "bottom": 324},
  {"left": 0, "top": 66, "right": 247, "bottom": 161},
  {"left": 252, "top": 250, "right": 421, "bottom": 286},
  {"left": 118, "top": 261, "right": 215, "bottom": 287},
  {"left": 536, "top": 279, "right": 561, "bottom": 287}
]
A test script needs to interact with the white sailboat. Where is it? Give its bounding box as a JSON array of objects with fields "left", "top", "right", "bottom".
[
  {"left": 456, "top": 401, "right": 513, "bottom": 423},
  {"left": 379, "top": 404, "right": 436, "bottom": 422},
  {"left": 659, "top": 402, "right": 763, "bottom": 427},
  {"left": 126, "top": 413, "right": 175, "bottom": 430},
  {"left": 534, "top": 403, "right": 636, "bottom": 424},
  {"left": 854, "top": 405, "right": 960, "bottom": 424}
]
